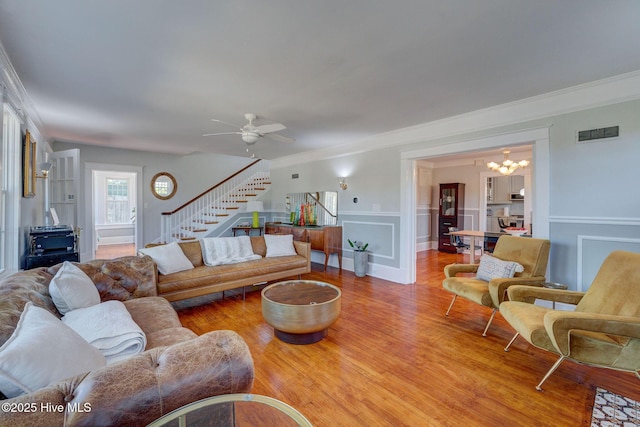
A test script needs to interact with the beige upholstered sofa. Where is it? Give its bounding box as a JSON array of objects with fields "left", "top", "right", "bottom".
[
  {"left": 0, "top": 256, "right": 254, "bottom": 427},
  {"left": 150, "top": 235, "right": 311, "bottom": 302}
]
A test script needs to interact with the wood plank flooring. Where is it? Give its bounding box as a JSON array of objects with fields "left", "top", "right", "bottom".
[
  {"left": 95, "top": 243, "right": 136, "bottom": 259},
  {"left": 176, "top": 251, "right": 640, "bottom": 426}
]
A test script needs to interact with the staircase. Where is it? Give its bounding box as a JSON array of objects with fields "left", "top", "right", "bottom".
[{"left": 157, "top": 159, "right": 270, "bottom": 243}]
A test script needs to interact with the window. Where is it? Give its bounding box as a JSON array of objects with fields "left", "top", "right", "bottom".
[
  {"left": 105, "top": 178, "right": 132, "bottom": 224},
  {"left": 1, "top": 104, "right": 21, "bottom": 274}
]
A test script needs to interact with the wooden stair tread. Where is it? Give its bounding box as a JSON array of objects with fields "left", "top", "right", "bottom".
[{"left": 182, "top": 227, "right": 206, "bottom": 232}]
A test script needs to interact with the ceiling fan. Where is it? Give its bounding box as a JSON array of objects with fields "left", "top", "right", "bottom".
[{"left": 203, "top": 113, "right": 295, "bottom": 145}]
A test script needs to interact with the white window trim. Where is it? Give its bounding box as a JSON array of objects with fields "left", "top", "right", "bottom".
[{"left": 1, "top": 103, "right": 22, "bottom": 276}]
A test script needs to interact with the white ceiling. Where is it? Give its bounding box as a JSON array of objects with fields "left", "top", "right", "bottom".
[{"left": 1, "top": 1, "right": 639, "bottom": 160}]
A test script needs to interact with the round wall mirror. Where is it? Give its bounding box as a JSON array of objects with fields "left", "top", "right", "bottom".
[{"left": 151, "top": 172, "right": 177, "bottom": 200}]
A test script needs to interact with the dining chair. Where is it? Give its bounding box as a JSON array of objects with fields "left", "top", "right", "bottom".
[
  {"left": 500, "top": 250, "right": 640, "bottom": 390},
  {"left": 442, "top": 235, "right": 550, "bottom": 336},
  {"left": 497, "top": 218, "right": 509, "bottom": 229}
]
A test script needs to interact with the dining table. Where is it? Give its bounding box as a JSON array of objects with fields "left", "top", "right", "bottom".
[{"left": 449, "top": 230, "right": 485, "bottom": 264}]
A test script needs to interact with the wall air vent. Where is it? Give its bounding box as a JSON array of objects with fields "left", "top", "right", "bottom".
[{"left": 577, "top": 126, "right": 620, "bottom": 143}]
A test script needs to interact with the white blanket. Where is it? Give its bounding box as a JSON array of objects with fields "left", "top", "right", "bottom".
[
  {"left": 62, "top": 300, "right": 146, "bottom": 364},
  {"left": 200, "top": 236, "right": 262, "bottom": 266}
]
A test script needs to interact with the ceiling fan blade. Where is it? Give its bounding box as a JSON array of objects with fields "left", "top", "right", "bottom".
[
  {"left": 264, "top": 133, "right": 296, "bottom": 143},
  {"left": 254, "top": 123, "right": 286, "bottom": 134},
  {"left": 210, "top": 118, "right": 242, "bottom": 129},
  {"left": 202, "top": 131, "right": 242, "bottom": 137}
]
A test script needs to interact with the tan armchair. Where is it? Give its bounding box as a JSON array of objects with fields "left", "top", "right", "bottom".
[
  {"left": 500, "top": 250, "right": 640, "bottom": 390},
  {"left": 442, "top": 235, "right": 550, "bottom": 336}
]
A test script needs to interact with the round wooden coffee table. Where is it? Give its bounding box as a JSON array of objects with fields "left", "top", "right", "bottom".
[{"left": 261, "top": 280, "right": 341, "bottom": 344}]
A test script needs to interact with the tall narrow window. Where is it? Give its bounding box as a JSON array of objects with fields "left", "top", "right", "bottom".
[
  {"left": 1, "top": 104, "right": 22, "bottom": 274},
  {"left": 105, "top": 178, "right": 131, "bottom": 224},
  {"left": 0, "top": 111, "right": 6, "bottom": 273}
]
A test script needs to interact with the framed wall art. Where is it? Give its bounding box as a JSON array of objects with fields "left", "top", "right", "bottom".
[{"left": 23, "top": 130, "right": 36, "bottom": 198}]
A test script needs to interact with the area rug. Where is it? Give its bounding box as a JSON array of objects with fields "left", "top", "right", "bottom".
[{"left": 592, "top": 387, "right": 639, "bottom": 427}]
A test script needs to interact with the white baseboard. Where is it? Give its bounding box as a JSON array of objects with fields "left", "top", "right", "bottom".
[
  {"left": 97, "top": 236, "right": 134, "bottom": 246},
  {"left": 314, "top": 251, "right": 410, "bottom": 284}
]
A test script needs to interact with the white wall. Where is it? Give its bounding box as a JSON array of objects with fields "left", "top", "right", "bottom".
[
  {"left": 53, "top": 142, "right": 256, "bottom": 249},
  {"left": 271, "top": 93, "right": 640, "bottom": 287},
  {"left": 51, "top": 77, "right": 640, "bottom": 289},
  {"left": 269, "top": 147, "right": 404, "bottom": 280}
]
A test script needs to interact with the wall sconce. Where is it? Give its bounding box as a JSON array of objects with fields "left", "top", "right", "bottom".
[
  {"left": 339, "top": 177, "right": 348, "bottom": 190},
  {"left": 36, "top": 162, "right": 54, "bottom": 225},
  {"left": 36, "top": 162, "right": 53, "bottom": 179}
]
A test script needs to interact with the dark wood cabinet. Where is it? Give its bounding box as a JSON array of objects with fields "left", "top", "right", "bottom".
[
  {"left": 438, "top": 183, "right": 465, "bottom": 253},
  {"left": 265, "top": 224, "right": 342, "bottom": 270}
]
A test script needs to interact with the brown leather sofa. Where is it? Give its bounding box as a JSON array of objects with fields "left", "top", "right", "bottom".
[
  {"left": 155, "top": 236, "right": 311, "bottom": 302},
  {"left": 0, "top": 256, "right": 254, "bottom": 427}
]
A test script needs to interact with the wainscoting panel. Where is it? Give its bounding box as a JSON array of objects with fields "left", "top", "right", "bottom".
[
  {"left": 549, "top": 217, "right": 640, "bottom": 291},
  {"left": 577, "top": 235, "right": 640, "bottom": 292},
  {"left": 416, "top": 209, "right": 431, "bottom": 252},
  {"left": 342, "top": 220, "right": 395, "bottom": 260}
]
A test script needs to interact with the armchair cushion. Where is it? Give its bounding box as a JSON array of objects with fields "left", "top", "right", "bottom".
[
  {"left": 476, "top": 254, "right": 523, "bottom": 282},
  {"left": 498, "top": 301, "right": 556, "bottom": 351}
]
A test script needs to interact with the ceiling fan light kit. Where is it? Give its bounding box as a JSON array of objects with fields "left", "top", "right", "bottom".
[{"left": 242, "top": 132, "right": 259, "bottom": 144}]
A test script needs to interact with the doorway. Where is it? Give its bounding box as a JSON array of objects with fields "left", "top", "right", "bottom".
[
  {"left": 93, "top": 170, "right": 137, "bottom": 259},
  {"left": 84, "top": 163, "right": 144, "bottom": 261},
  {"left": 400, "top": 126, "right": 551, "bottom": 285}
]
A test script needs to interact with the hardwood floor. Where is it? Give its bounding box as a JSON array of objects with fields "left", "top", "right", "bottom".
[
  {"left": 176, "top": 251, "right": 639, "bottom": 426},
  {"left": 95, "top": 243, "right": 136, "bottom": 259}
]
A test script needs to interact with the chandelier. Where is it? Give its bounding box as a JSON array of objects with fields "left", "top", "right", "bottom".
[{"left": 487, "top": 150, "right": 529, "bottom": 176}]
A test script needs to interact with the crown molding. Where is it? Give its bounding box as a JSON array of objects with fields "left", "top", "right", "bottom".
[
  {"left": 272, "top": 70, "right": 640, "bottom": 169},
  {"left": 0, "top": 41, "right": 43, "bottom": 133}
]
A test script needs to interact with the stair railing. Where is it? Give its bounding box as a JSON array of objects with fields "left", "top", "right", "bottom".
[{"left": 159, "top": 159, "right": 269, "bottom": 243}]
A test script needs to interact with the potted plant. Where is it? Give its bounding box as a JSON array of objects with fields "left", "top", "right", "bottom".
[{"left": 348, "top": 239, "right": 369, "bottom": 277}]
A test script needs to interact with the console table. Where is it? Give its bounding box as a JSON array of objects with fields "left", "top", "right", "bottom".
[{"left": 266, "top": 223, "right": 342, "bottom": 270}]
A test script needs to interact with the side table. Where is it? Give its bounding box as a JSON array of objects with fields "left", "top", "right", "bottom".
[
  {"left": 232, "top": 226, "right": 263, "bottom": 236},
  {"left": 542, "top": 282, "right": 568, "bottom": 308}
]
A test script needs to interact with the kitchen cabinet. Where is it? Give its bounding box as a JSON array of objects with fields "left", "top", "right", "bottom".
[
  {"left": 510, "top": 175, "right": 524, "bottom": 194},
  {"left": 438, "top": 183, "right": 465, "bottom": 253},
  {"left": 488, "top": 175, "right": 524, "bottom": 203},
  {"left": 493, "top": 176, "right": 511, "bottom": 203}
]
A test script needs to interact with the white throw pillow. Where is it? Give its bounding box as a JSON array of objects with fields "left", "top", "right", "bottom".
[
  {"left": 0, "top": 303, "right": 106, "bottom": 398},
  {"left": 476, "top": 254, "right": 524, "bottom": 282},
  {"left": 139, "top": 241, "right": 194, "bottom": 275},
  {"left": 49, "top": 261, "right": 101, "bottom": 315},
  {"left": 264, "top": 234, "right": 297, "bottom": 257}
]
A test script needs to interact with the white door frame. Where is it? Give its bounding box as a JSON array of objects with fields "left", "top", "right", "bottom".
[
  {"left": 399, "top": 126, "right": 551, "bottom": 284},
  {"left": 84, "top": 163, "right": 143, "bottom": 261}
]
